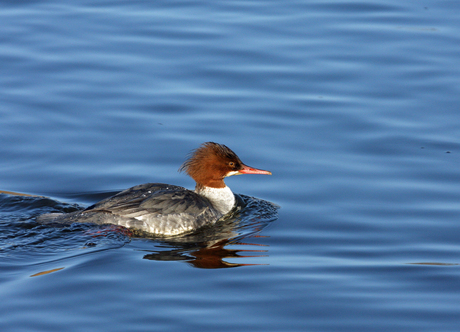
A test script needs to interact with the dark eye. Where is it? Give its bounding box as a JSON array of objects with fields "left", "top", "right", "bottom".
[{"left": 229, "top": 162, "right": 235, "bottom": 167}]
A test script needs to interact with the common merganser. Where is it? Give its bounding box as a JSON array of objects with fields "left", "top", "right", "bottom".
[{"left": 37, "top": 142, "right": 271, "bottom": 236}]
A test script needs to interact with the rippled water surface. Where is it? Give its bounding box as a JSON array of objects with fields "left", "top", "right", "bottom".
[{"left": 1, "top": 1, "right": 460, "bottom": 331}]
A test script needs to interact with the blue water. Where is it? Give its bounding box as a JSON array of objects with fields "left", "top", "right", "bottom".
[{"left": 1, "top": 0, "right": 460, "bottom": 331}]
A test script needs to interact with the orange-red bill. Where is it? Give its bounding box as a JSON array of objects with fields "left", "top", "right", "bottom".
[{"left": 239, "top": 164, "right": 272, "bottom": 175}]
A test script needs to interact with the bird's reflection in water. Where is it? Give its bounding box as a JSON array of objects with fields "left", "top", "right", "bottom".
[
  {"left": 143, "top": 237, "right": 269, "bottom": 269},
  {"left": 131, "top": 194, "right": 279, "bottom": 269}
]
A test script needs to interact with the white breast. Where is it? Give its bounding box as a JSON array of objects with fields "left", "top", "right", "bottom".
[{"left": 195, "top": 186, "right": 235, "bottom": 215}]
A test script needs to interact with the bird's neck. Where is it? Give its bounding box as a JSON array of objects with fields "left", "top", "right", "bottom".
[{"left": 195, "top": 185, "right": 235, "bottom": 215}]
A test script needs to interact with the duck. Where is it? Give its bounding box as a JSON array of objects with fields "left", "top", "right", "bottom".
[{"left": 37, "top": 142, "right": 271, "bottom": 236}]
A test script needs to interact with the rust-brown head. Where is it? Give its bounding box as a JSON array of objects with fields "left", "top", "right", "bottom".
[{"left": 179, "top": 142, "right": 271, "bottom": 189}]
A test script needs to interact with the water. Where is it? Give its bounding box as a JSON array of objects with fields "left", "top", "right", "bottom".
[{"left": 1, "top": 0, "right": 460, "bottom": 331}]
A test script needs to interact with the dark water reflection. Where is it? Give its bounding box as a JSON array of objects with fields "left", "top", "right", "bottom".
[{"left": 141, "top": 238, "right": 269, "bottom": 269}]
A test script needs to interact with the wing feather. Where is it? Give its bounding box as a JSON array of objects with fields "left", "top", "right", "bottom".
[{"left": 86, "top": 183, "right": 215, "bottom": 219}]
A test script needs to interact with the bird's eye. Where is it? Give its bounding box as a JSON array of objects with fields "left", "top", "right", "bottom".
[{"left": 229, "top": 162, "right": 235, "bottom": 167}]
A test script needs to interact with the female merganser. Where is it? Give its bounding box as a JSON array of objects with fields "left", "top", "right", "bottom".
[{"left": 38, "top": 142, "right": 271, "bottom": 236}]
